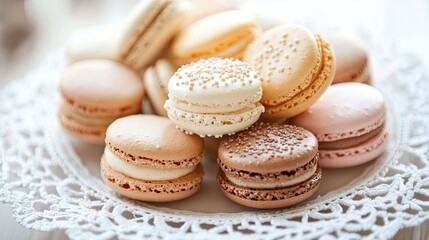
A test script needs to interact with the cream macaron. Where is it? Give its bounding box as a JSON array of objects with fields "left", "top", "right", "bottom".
[
  {"left": 58, "top": 60, "right": 144, "bottom": 143},
  {"left": 244, "top": 24, "right": 335, "bottom": 119},
  {"left": 171, "top": 10, "right": 262, "bottom": 65},
  {"left": 67, "top": 0, "right": 191, "bottom": 70},
  {"left": 164, "top": 57, "right": 264, "bottom": 138},
  {"left": 143, "top": 59, "right": 176, "bottom": 116},
  {"left": 101, "top": 115, "right": 204, "bottom": 202}
]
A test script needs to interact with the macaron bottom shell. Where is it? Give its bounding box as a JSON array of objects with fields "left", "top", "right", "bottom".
[
  {"left": 58, "top": 111, "right": 107, "bottom": 144},
  {"left": 101, "top": 156, "right": 204, "bottom": 202},
  {"left": 319, "top": 125, "right": 388, "bottom": 168},
  {"left": 165, "top": 101, "right": 264, "bottom": 138},
  {"left": 216, "top": 166, "right": 321, "bottom": 209}
]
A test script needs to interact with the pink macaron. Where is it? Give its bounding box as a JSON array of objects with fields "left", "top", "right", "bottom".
[
  {"left": 290, "top": 82, "right": 388, "bottom": 168},
  {"left": 327, "top": 35, "right": 371, "bottom": 84}
]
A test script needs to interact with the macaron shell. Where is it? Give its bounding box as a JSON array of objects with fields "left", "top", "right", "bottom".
[
  {"left": 185, "top": 0, "right": 236, "bottom": 25},
  {"left": 105, "top": 115, "right": 203, "bottom": 162},
  {"left": 66, "top": 25, "right": 120, "bottom": 64},
  {"left": 172, "top": 10, "right": 260, "bottom": 61},
  {"left": 165, "top": 102, "right": 264, "bottom": 138},
  {"left": 119, "top": 0, "right": 191, "bottom": 69},
  {"left": 143, "top": 59, "right": 175, "bottom": 116},
  {"left": 218, "top": 123, "right": 318, "bottom": 173},
  {"left": 328, "top": 35, "right": 370, "bottom": 84},
  {"left": 319, "top": 124, "right": 388, "bottom": 168},
  {"left": 262, "top": 34, "right": 335, "bottom": 119},
  {"left": 167, "top": 58, "right": 263, "bottom": 112},
  {"left": 244, "top": 24, "right": 321, "bottom": 105},
  {"left": 60, "top": 60, "right": 144, "bottom": 117},
  {"left": 290, "top": 83, "right": 386, "bottom": 141},
  {"left": 101, "top": 156, "right": 203, "bottom": 202},
  {"left": 58, "top": 111, "right": 106, "bottom": 144},
  {"left": 216, "top": 166, "right": 321, "bottom": 209}
]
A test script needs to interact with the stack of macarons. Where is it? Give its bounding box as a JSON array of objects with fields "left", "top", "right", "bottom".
[{"left": 58, "top": 0, "right": 388, "bottom": 208}]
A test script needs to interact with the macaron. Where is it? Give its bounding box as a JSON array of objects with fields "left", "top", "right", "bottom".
[
  {"left": 101, "top": 115, "right": 204, "bottom": 202},
  {"left": 67, "top": 0, "right": 191, "bottom": 70},
  {"left": 216, "top": 122, "right": 321, "bottom": 209},
  {"left": 328, "top": 35, "right": 372, "bottom": 84},
  {"left": 171, "top": 10, "right": 262, "bottom": 65},
  {"left": 143, "top": 59, "right": 176, "bottom": 116},
  {"left": 164, "top": 57, "right": 264, "bottom": 138},
  {"left": 185, "top": 0, "right": 236, "bottom": 25},
  {"left": 58, "top": 60, "right": 144, "bottom": 143},
  {"left": 244, "top": 24, "right": 336, "bottom": 119},
  {"left": 290, "top": 82, "right": 388, "bottom": 168}
]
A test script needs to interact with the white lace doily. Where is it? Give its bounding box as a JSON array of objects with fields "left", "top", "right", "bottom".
[{"left": 2, "top": 14, "right": 429, "bottom": 240}]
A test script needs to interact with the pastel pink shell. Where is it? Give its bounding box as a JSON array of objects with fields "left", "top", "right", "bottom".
[
  {"left": 290, "top": 82, "right": 386, "bottom": 142},
  {"left": 319, "top": 125, "right": 388, "bottom": 168}
]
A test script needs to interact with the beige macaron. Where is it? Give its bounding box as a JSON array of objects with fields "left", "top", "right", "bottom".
[
  {"left": 143, "top": 59, "right": 176, "bottom": 116},
  {"left": 67, "top": 0, "right": 190, "bottom": 70},
  {"left": 101, "top": 114, "right": 204, "bottom": 202},
  {"left": 171, "top": 10, "right": 262, "bottom": 65},
  {"left": 244, "top": 24, "right": 335, "bottom": 119},
  {"left": 58, "top": 60, "right": 144, "bottom": 143}
]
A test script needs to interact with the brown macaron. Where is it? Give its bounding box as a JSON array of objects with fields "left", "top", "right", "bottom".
[
  {"left": 216, "top": 122, "right": 321, "bottom": 209},
  {"left": 101, "top": 114, "right": 204, "bottom": 202}
]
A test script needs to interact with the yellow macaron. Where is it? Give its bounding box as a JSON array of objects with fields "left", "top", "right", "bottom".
[
  {"left": 171, "top": 10, "right": 262, "bottom": 65},
  {"left": 244, "top": 24, "right": 336, "bottom": 119}
]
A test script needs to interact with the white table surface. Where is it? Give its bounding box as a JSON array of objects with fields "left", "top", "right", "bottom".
[{"left": 1, "top": 0, "right": 429, "bottom": 239}]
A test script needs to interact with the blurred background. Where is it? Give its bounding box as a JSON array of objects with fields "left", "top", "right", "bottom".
[{"left": 0, "top": 0, "right": 428, "bottom": 239}]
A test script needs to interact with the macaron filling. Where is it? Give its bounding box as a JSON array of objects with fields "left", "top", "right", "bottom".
[
  {"left": 167, "top": 96, "right": 263, "bottom": 114},
  {"left": 217, "top": 154, "right": 318, "bottom": 182},
  {"left": 226, "top": 163, "right": 317, "bottom": 189},
  {"left": 104, "top": 147, "right": 196, "bottom": 181},
  {"left": 319, "top": 123, "right": 385, "bottom": 150},
  {"left": 61, "top": 101, "right": 118, "bottom": 126}
]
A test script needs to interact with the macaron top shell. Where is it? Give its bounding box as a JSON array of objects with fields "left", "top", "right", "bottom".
[
  {"left": 106, "top": 115, "right": 203, "bottom": 162},
  {"left": 218, "top": 122, "right": 318, "bottom": 173},
  {"left": 60, "top": 60, "right": 144, "bottom": 116},
  {"left": 168, "top": 58, "right": 262, "bottom": 112},
  {"left": 172, "top": 10, "right": 259, "bottom": 59},
  {"left": 290, "top": 82, "right": 386, "bottom": 141},
  {"left": 328, "top": 35, "right": 369, "bottom": 83},
  {"left": 244, "top": 24, "right": 321, "bottom": 105}
]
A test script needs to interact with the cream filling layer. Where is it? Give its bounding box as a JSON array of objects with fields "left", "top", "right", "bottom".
[
  {"left": 104, "top": 147, "right": 196, "bottom": 181},
  {"left": 61, "top": 101, "right": 117, "bottom": 126},
  {"left": 226, "top": 164, "right": 317, "bottom": 189}
]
